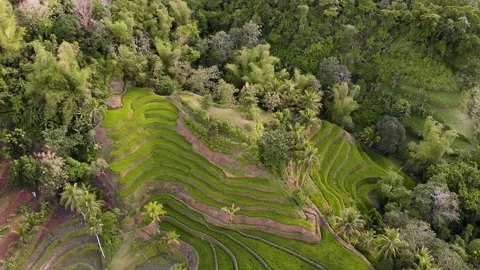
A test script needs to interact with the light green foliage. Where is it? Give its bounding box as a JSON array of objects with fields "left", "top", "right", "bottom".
[
  {"left": 333, "top": 208, "right": 366, "bottom": 243},
  {"left": 25, "top": 42, "right": 89, "bottom": 126},
  {"left": 104, "top": 20, "right": 132, "bottom": 43},
  {"left": 225, "top": 44, "right": 279, "bottom": 87},
  {"left": 117, "top": 45, "right": 148, "bottom": 82},
  {"left": 0, "top": 0, "right": 24, "bottom": 59},
  {"left": 376, "top": 228, "right": 409, "bottom": 259},
  {"left": 328, "top": 82, "right": 359, "bottom": 130},
  {"left": 168, "top": 0, "right": 192, "bottom": 26},
  {"left": 410, "top": 116, "right": 458, "bottom": 165},
  {"left": 214, "top": 79, "right": 238, "bottom": 105},
  {"left": 3, "top": 128, "right": 32, "bottom": 158}
]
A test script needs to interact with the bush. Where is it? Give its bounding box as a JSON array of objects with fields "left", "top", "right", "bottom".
[
  {"left": 10, "top": 155, "right": 40, "bottom": 190},
  {"left": 258, "top": 129, "right": 295, "bottom": 174}
]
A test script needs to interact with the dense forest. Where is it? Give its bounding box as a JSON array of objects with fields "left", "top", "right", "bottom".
[{"left": 1, "top": 0, "right": 480, "bottom": 269}]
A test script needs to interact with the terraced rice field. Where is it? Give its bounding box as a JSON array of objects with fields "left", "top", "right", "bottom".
[
  {"left": 18, "top": 219, "right": 102, "bottom": 270},
  {"left": 309, "top": 121, "right": 390, "bottom": 215},
  {"left": 101, "top": 88, "right": 370, "bottom": 270}
]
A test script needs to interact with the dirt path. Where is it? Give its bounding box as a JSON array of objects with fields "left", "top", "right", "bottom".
[{"left": 176, "top": 120, "right": 264, "bottom": 178}]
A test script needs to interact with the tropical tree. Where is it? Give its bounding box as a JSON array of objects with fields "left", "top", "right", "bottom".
[
  {"left": 13, "top": 222, "right": 31, "bottom": 244},
  {"left": 221, "top": 203, "right": 240, "bottom": 224},
  {"left": 294, "top": 142, "right": 320, "bottom": 186},
  {"left": 301, "top": 89, "right": 323, "bottom": 111},
  {"left": 60, "top": 183, "right": 85, "bottom": 214},
  {"left": 81, "top": 191, "right": 103, "bottom": 220},
  {"left": 416, "top": 247, "right": 436, "bottom": 270},
  {"left": 358, "top": 126, "right": 380, "bottom": 148},
  {"left": 143, "top": 201, "right": 167, "bottom": 225},
  {"left": 164, "top": 230, "right": 181, "bottom": 254},
  {"left": 333, "top": 208, "right": 366, "bottom": 243},
  {"left": 327, "top": 82, "right": 359, "bottom": 130},
  {"left": 376, "top": 227, "right": 409, "bottom": 259},
  {"left": 89, "top": 216, "right": 106, "bottom": 259},
  {"left": 360, "top": 230, "right": 377, "bottom": 252}
]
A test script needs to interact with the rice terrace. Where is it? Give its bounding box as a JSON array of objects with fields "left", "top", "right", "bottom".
[{"left": 2, "top": 0, "right": 480, "bottom": 269}]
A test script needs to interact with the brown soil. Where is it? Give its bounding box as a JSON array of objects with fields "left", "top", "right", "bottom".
[
  {"left": 141, "top": 181, "right": 320, "bottom": 244},
  {"left": 0, "top": 190, "right": 34, "bottom": 226},
  {"left": 105, "top": 96, "right": 123, "bottom": 109},
  {"left": 94, "top": 127, "right": 114, "bottom": 159},
  {"left": 176, "top": 120, "right": 264, "bottom": 178},
  {"left": 0, "top": 160, "right": 10, "bottom": 191}
]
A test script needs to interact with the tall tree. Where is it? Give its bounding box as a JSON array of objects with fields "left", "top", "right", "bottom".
[
  {"left": 25, "top": 42, "right": 89, "bottom": 127},
  {"left": 294, "top": 142, "right": 320, "bottom": 186},
  {"left": 376, "top": 227, "right": 409, "bottom": 259},
  {"left": 410, "top": 116, "right": 457, "bottom": 166},
  {"left": 333, "top": 208, "right": 366, "bottom": 243},
  {"left": 327, "top": 82, "right": 359, "bottom": 130},
  {"left": 0, "top": 0, "right": 24, "bottom": 60},
  {"left": 143, "top": 201, "right": 167, "bottom": 225}
]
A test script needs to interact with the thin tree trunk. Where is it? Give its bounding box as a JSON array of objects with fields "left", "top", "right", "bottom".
[{"left": 96, "top": 234, "right": 106, "bottom": 259}]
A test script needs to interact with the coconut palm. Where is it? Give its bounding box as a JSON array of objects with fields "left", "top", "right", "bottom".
[
  {"left": 60, "top": 183, "right": 85, "bottom": 213},
  {"left": 302, "top": 89, "right": 323, "bottom": 111},
  {"left": 221, "top": 203, "right": 240, "bottom": 224},
  {"left": 360, "top": 230, "right": 377, "bottom": 251},
  {"left": 416, "top": 247, "right": 436, "bottom": 270},
  {"left": 333, "top": 208, "right": 366, "bottom": 243},
  {"left": 164, "top": 230, "right": 181, "bottom": 254},
  {"left": 358, "top": 126, "right": 380, "bottom": 148},
  {"left": 294, "top": 142, "right": 321, "bottom": 186},
  {"left": 299, "top": 108, "right": 320, "bottom": 130},
  {"left": 376, "top": 227, "right": 408, "bottom": 259},
  {"left": 89, "top": 217, "right": 106, "bottom": 259},
  {"left": 143, "top": 201, "right": 167, "bottom": 224},
  {"left": 81, "top": 191, "right": 103, "bottom": 220}
]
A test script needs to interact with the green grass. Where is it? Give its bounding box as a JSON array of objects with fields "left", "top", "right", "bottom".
[{"left": 309, "top": 121, "right": 413, "bottom": 214}]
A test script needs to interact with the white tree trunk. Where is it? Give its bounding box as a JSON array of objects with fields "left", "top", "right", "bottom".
[{"left": 96, "top": 234, "right": 106, "bottom": 259}]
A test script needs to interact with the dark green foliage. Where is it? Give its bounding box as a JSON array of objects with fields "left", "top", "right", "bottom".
[
  {"left": 10, "top": 155, "right": 40, "bottom": 190},
  {"left": 258, "top": 129, "right": 295, "bottom": 174},
  {"left": 52, "top": 13, "right": 85, "bottom": 43},
  {"left": 42, "top": 128, "right": 82, "bottom": 157},
  {"left": 375, "top": 116, "right": 406, "bottom": 154}
]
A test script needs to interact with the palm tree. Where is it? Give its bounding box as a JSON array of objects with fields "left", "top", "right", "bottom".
[
  {"left": 14, "top": 222, "right": 31, "bottom": 244},
  {"left": 164, "top": 230, "right": 181, "bottom": 254},
  {"left": 81, "top": 191, "right": 103, "bottom": 220},
  {"left": 376, "top": 227, "right": 408, "bottom": 259},
  {"left": 302, "top": 89, "right": 323, "bottom": 111},
  {"left": 360, "top": 230, "right": 377, "bottom": 252},
  {"left": 299, "top": 108, "right": 320, "bottom": 130},
  {"left": 89, "top": 217, "right": 106, "bottom": 259},
  {"left": 294, "top": 142, "right": 321, "bottom": 186},
  {"left": 60, "top": 183, "right": 85, "bottom": 213},
  {"left": 358, "top": 126, "right": 380, "bottom": 148},
  {"left": 416, "top": 247, "right": 437, "bottom": 270},
  {"left": 143, "top": 201, "right": 167, "bottom": 224},
  {"left": 333, "top": 208, "right": 366, "bottom": 243},
  {"left": 221, "top": 203, "right": 240, "bottom": 224}
]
